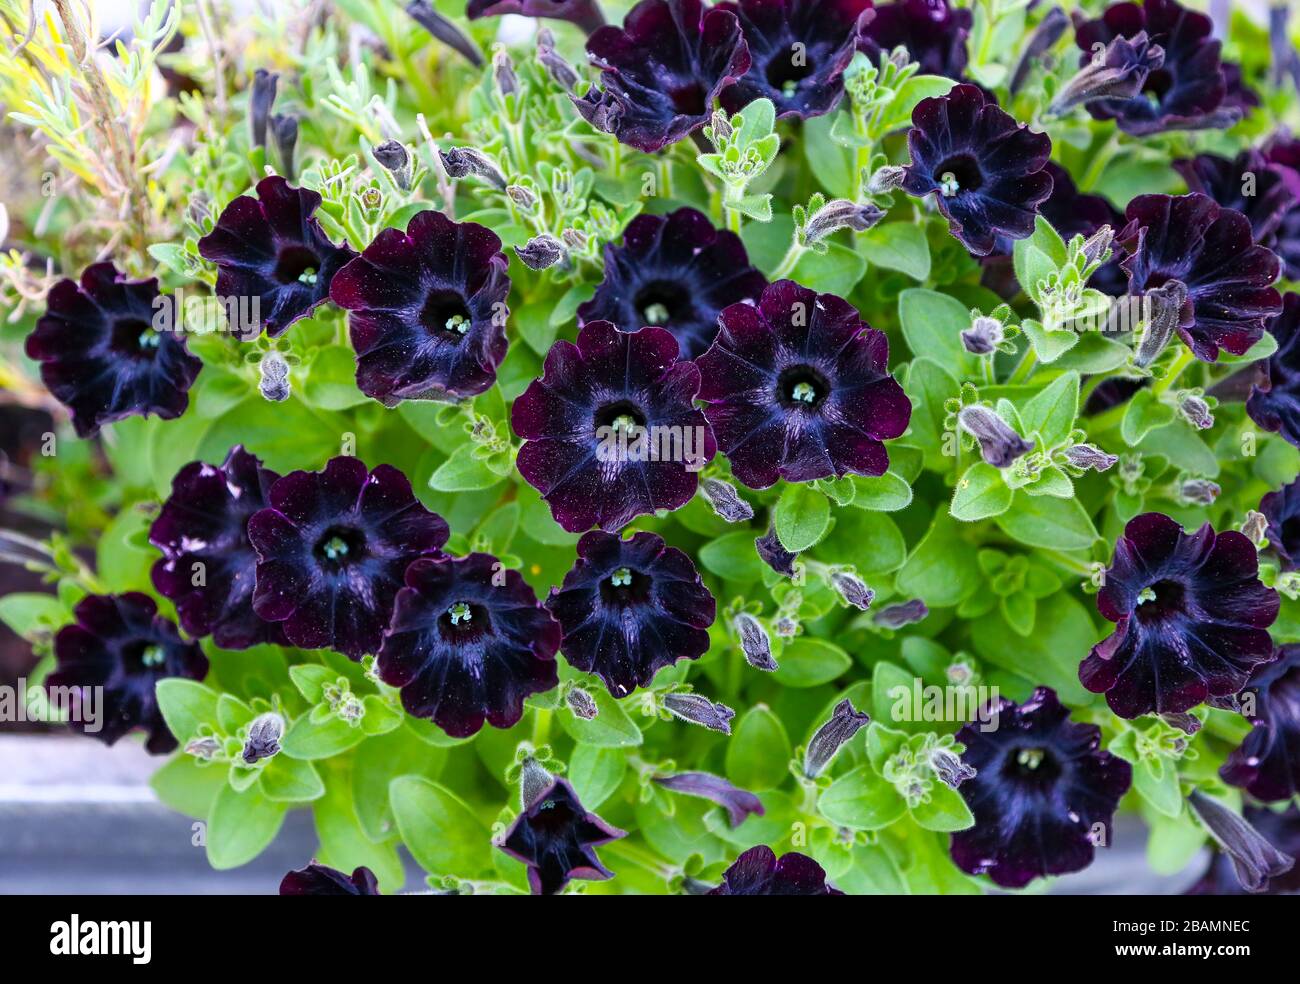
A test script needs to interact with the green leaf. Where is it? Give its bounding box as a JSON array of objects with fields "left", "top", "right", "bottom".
[
  {"left": 950, "top": 462, "right": 1013, "bottom": 521},
  {"left": 281, "top": 713, "right": 367, "bottom": 759},
  {"left": 0, "top": 593, "right": 66, "bottom": 638},
  {"left": 259, "top": 755, "right": 326, "bottom": 802},
  {"left": 896, "top": 513, "right": 981, "bottom": 607},
  {"left": 819, "top": 509, "right": 907, "bottom": 573},
  {"left": 1121, "top": 389, "right": 1176, "bottom": 445},
  {"left": 773, "top": 637, "right": 852, "bottom": 688},
  {"left": 995, "top": 493, "right": 1098, "bottom": 550},
  {"left": 850, "top": 471, "right": 913, "bottom": 512},
  {"left": 567, "top": 744, "right": 626, "bottom": 811},
  {"left": 313, "top": 768, "right": 404, "bottom": 892},
  {"left": 150, "top": 754, "right": 226, "bottom": 818},
  {"left": 206, "top": 784, "right": 287, "bottom": 869},
  {"left": 155, "top": 679, "right": 220, "bottom": 746},
  {"left": 726, "top": 705, "right": 791, "bottom": 791},
  {"left": 872, "top": 661, "right": 919, "bottom": 730},
  {"left": 792, "top": 241, "right": 866, "bottom": 295},
  {"left": 971, "top": 592, "right": 1097, "bottom": 704},
  {"left": 774, "top": 484, "right": 831, "bottom": 551},
  {"left": 1020, "top": 319, "right": 1079, "bottom": 363},
  {"left": 898, "top": 288, "right": 975, "bottom": 373},
  {"left": 289, "top": 664, "right": 335, "bottom": 704},
  {"left": 1133, "top": 755, "right": 1183, "bottom": 818},
  {"left": 880, "top": 74, "right": 957, "bottom": 130},
  {"left": 428, "top": 444, "right": 508, "bottom": 492},
  {"left": 818, "top": 765, "right": 908, "bottom": 830},
  {"left": 910, "top": 783, "right": 975, "bottom": 832},
  {"left": 301, "top": 345, "right": 370, "bottom": 410},
  {"left": 353, "top": 727, "right": 448, "bottom": 842},
  {"left": 390, "top": 776, "right": 493, "bottom": 878},
  {"left": 699, "top": 531, "right": 765, "bottom": 583},
  {"left": 558, "top": 688, "right": 643, "bottom": 747},
  {"left": 1020, "top": 371, "right": 1080, "bottom": 448},
  {"left": 859, "top": 222, "right": 931, "bottom": 281}
]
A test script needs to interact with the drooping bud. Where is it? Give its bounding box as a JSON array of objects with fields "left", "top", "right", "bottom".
[
  {"left": 1179, "top": 478, "right": 1221, "bottom": 506},
  {"left": 958, "top": 405, "right": 1033, "bottom": 468},
  {"left": 519, "top": 756, "right": 553, "bottom": 809},
  {"left": 1048, "top": 31, "right": 1164, "bottom": 116},
  {"left": 373, "top": 140, "right": 412, "bottom": 190},
  {"left": 829, "top": 568, "right": 874, "bottom": 611},
  {"left": 242, "top": 712, "right": 285, "bottom": 764},
  {"left": 653, "top": 772, "right": 764, "bottom": 827},
  {"left": 270, "top": 113, "right": 299, "bottom": 181},
  {"left": 928, "top": 746, "right": 976, "bottom": 788},
  {"left": 259, "top": 351, "right": 290, "bottom": 403},
  {"left": 493, "top": 48, "right": 519, "bottom": 97},
  {"left": 699, "top": 477, "right": 754, "bottom": 523},
  {"left": 1187, "top": 790, "right": 1295, "bottom": 893},
  {"left": 1178, "top": 393, "right": 1214, "bottom": 430},
  {"left": 565, "top": 686, "right": 598, "bottom": 721},
  {"left": 1241, "top": 510, "right": 1270, "bottom": 549},
  {"left": 1063, "top": 443, "right": 1119, "bottom": 472},
  {"left": 185, "top": 736, "right": 222, "bottom": 760},
  {"left": 960, "top": 315, "right": 1004, "bottom": 355},
  {"left": 1133, "top": 279, "right": 1188, "bottom": 368},
  {"left": 404, "top": 0, "right": 484, "bottom": 67},
  {"left": 662, "top": 692, "right": 737, "bottom": 734},
  {"left": 733, "top": 612, "right": 777, "bottom": 671},
  {"left": 754, "top": 527, "right": 797, "bottom": 578},
  {"left": 249, "top": 69, "right": 279, "bottom": 150},
  {"left": 536, "top": 29, "right": 580, "bottom": 91},
  {"left": 438, "top": 147, "right": 507, "bottom": 189},
  {"left": 873, "top": 599, "right": 929, "bottom": 629},
  {"left": 803, "top": 199, "right": 885, "bottom": 245},
  {"left": 515, "top": 234, "right": 566, "bottom": 271},
  {"left": 866, "top": 165, "right": 906, "bottom": 195},
  {"left": 804, "top": 698, "right": 871, "bottom": 778},
  {"left": 1009, "top": 5, "right": 1070, "bottom": 93}
]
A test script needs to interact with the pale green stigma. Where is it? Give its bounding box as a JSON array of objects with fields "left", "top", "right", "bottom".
[
  {"left": 138, "top": 330, "right": 160, "bottom": 350},
  {"left": 611, "top": 413, "right": 639, "bottom": 433},
  {"left": 643, "top": 302, "right": 670, "bottom": 325},
  {"left": 448, "top": 602, "right": 473, "bottom": 626},
  {"left": 1137, "top": 586, "right": 1157, "bottom": 605},
  {"left": 611, "top": 567, "right": 632, "bottom": 588},
  {"left": 141, "top": 645, "right": 166, "bottom": 668},
  {"left": 939, "top": 171, "right": 960, "bottom": 197},
  {"left": 298, "top": 268, "right": 318, "bottom": 285},
  {"left": 791, "top": 381, "right": 817, "bottom": 403},
  {"left": 446, "top": 314, "right": 470, "bottom": 334},
  {"left": 321, "top": 535, "right": 350, "bottom": 561},
  {"left": 1017, "top": 748, "right": 1044, "bottom": 770}
]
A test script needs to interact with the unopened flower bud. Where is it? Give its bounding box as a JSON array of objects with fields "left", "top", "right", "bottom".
[
  {"left": 259, "top": 351, "right": 290, "bottom": 403},
  {"left": 561, "top": 228, "right": 588, "bottom": 251},
  {"left": 404, "top": 0, "right": 484, "bottom": 67},
  {"left": 1009, "top": 5, "right": 1069, "bottom": 93},
  {"left": 699, "top": 477, "right": 754, "bottom": 523},
  {"left": 186, "top": 736, "right": 221, "bottom": 760},
  {"left": 829, "top": 569, "right": 874, "bottom": 611},
  {"left": 1180, "top": 478, "right": 1220, "bottom": 506},
  {"left": 653, "top": 773, "right": 763, "bottom": 827},
  {"left": 1134, "top": 279, "right": 1188, "bottom": 368},
  {"left": 754, "top": 528, "right": 797, "bottom": 578},
  {"left": 1049, "top": 32, "right": 1164, "bottom": 116},
  {"left": 1188, "top": 790, "right": 1295, "bottom": 893},
  {"left": 565, "top": 686, "right": 598, "bottom": 720},
  {"left": 1159, "top": 712, "right": 1201, "bottom": 736},
  {"left": 506, "top": 184, "right": 537, "bottom": 210},
  {"left": 873, "top": 599, "right": 929, "bottom": 629},
  {"left": 708, "top": 109, "right": 733, "bottom": 143},
  {"left": 1063, "top": 443, "right": 1118, "bottom": 472},
  {"left": 804, "top": 199, "right": 885, "bottom": 244},
  {"left": 958, "top": 405, "right": 1033, "bottom": 468},
  {"left": 438, "top": 147, "right": 506, "bottom": 189},
  {"left": 373, "top": 140, "right": 411, "bottom": 190},
  {"left": 733, "top": 612, "right": 777, "bottom": 671},
  {"left": 773, "top": 615, "right": 800, "bottom": 637},
  {"left": 1241, "top": 510, "right": 1270, "bottom": 549},
  {"left": 929, "top": 746, "right": 976, "bottom": 788},
  {"left": 493, "top": 48, "right": 518, "bottom": 97},
  {"left": 249, "top": 68, "right": 279, "bottom": 149},
  {"left": 515, "top": 234, "right": 566, "bottom": 271},
  {"left": 866, "top": 165, "right": 906, "bottom": 195},
  {"left": 662, "top": 692, "right": 736, "bottom": 734},
  {"left": 242, "top": 712, "right": 284, "bottom": 764},
  {"left": 804, "top": 699, "right": 870, "bottom": 778},
  {"left": 519, "top": 756, "right": 553, "bottom": 809},
  {"left": 1081, "top": 225, "right": 1115, "bottom": 268},
  {"left": 536, "top": 29, "right": 581, "bottom": 91},
  {"left": 961, "top": 315, "right": 1004, "bottom": 355},
  {"left": 1179, "top": 393, "right": 1214, "bottom": 430},
  {"left": 271, "top": 113, "right": 299, "bottom": 181}
]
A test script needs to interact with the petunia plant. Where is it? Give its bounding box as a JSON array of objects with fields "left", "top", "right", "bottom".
[{"left": 2, "top": 0, "right": 1300, "bottom": 898}]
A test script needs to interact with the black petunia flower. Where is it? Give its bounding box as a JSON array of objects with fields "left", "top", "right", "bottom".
[
  {"left": 1259, "top": 477, "right": 1300, "bottom": 571},
  {"left": 1262, "top": 137, "right": 1300, "bottom": 281},
  {"left": 1189, "top": 804, "right": 1300, "bottom": 895},
  {"left": 329, "top": 210, "right": 510, "bottom": 406},
  {"left": 546, "top": 530, "right": 716, "bottom": 697},
  {"left": 247, "top": 456, "right": 449, "bottom": 659},
  {"left": 1173, "top": 151, "right": 1298, "bottom": 247},
  {"left": 47, "top": 593, "right": 209, "bottom": 754},
  {"left": 1247, "top": 292, "right": 1300, "bottom": 448},
  {"left": 25, "top": 263, "right": 202, "bottom": 439},
  {"left": 499, "top": 778, "right": 625, "bottom": 895},
  {"left": 1222, "top": 645, "right": 1300, "bottom": 802},
  {"left": 950, "top": 687, "right": 1132, "bottom": 889},
  {"left": 901, "top": 84, "right": 1053, "bottom": 256},
  {"left": 717, "top": 0, "right": 873, "bottom": 120},
  {"left": 197, "top": 176, "right": 357, "bottom": 339},
  {"left": 858, "top": 0, "right": 972, "bottom": 80},
  {"left": 151, "top": 446, "right": 284, "bottom": 650},
  {"left": 578, "top": 207, "right": 766, "bottom": 361},
  {"left": 512, "top": 321, "right": 716, "bottom": 532},
  {"left": 1118, "top": 193, "right": 1282, "bottom": 363},
  {"left": 573, "top": 0, "right": 751, "bottom": 153},
  {"left": 467, "top": 0, "right": 605, "bottom": 34},
  {"left": 696, "top": 280, "right": 910, "bottom": 489},
  {"left": 1073, "top": 0, "right": 1243, "bottom": 135},
  {"left": 707, "top": 845, "right": 844, "bottom": 894},
  {"left": 1079, "top": 512, "right": 1279, "bottom": 719},
  {"left": 280, "top": 863, "right": 380, "bottom": 895},
  {"left": 377, "top": 553, "right": 561, "bottom": 737}
]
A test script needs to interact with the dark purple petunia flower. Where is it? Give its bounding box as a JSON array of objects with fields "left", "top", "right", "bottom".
[
  {"left": 717, "top": 0, "right": 873, "bottom": 120},
  {"left": 1262, "top": 137, "right": 1300, "bottom": 281},
  {"left": 467, "top": 0, "right": 605, "bottom": 34},
  {"left": 377, "top": 553, "right": 561, "bottom": 737},
  {"left": 247, "top": 456, "right": 449, "bottom": 660},
  {"left": 901, "top": 84, "right": 1053, "bottom": 256},
  {"left": 47, "top": 593, "right": 208, "bottom": 754},
  {"left": 950, "top": 687, "right": 1132, "bottom": 889},
  {"left": 1118, "top": 193, "right": 1282, "bottom": 363},
  {"left": 329, "top": 210, "right": 510, "bottom": 406},
  {"left": 654, "top": 772, "right": 765, "bottom": 827},
  {"left": 573, "top": 0, "right": 751, "bottom": 153},
  {"left": 150, "top": 446, "right": 284, "bottom": 650},
  {"left": 197, "top": 176, "right": 357, "bottom": 339},
  {"left": 546, "top": 530, "right": 715, "bottom": 697},
  {"left": 25, "top": 263, "right": 202, "bottom": 439},
  {"left": 1222, "top": 646, "right": 1300, "bottom": 803},
  {"left": 512, "top": 321, "right": 716, "bottom": 532},
  {"left": 1173, "top": 151, "right": 1298, "bottom": 247},
  {"left": 696, "top": 280, "right": 910, "bottom": 489},
  {"left": 1188, "top": 804, "right": 1300, "bottom": 895},
  {"left": 499, "top": 778, "right": 626, "bottom": 895},
  {"left": 577, "top": 207, "right": 766, "bottom": 361},
  {"left": 280, "top": 863, "right": 380, "bottom": 895},
  {"left": 1073, "top": 0, "right": 1242, "bottom": 135},
  {"left": 858, "top": 0, "right": 972, "bottom": 80},
  {"left": 708, "top": 845, "right": 844, "bottom": 894},
  {"left": 1079, "top": 513, "right": 1279, "bottom": 719},
  {"left": 1259, "top": 477, "right": 1300, "bottom": 571},
  {"left": 1247, "top": 292, "right": 1300, "bottom": 448},
  {"left": 1040, "top": 162, "right": 1119, "bottom": 243}
]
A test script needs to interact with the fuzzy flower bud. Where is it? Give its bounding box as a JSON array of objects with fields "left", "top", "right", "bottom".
[
  {"left": 960, "top": 315, "right": 1004, "bottom": 355},
  {"left": 1188, "top": 790, "right": 1295, "bottom": 893},
  {"left": 186, "top": 736, "right": 221, "bottom": 760},
  {"left": 733, "top": 612, "right": 777, "bottom": 671},
  {"left": 373, "top": 140, "right": 411, "bottom": 190},
  {"left": 866, "top": 165, "right": 906, "bottom": 195},
  {"left": 536, "top": 28, "right": 580, "bottom": 92},
  {"left": 249, "top": 69, "right": 279, "bottom": 150},
  {"left": 1134, "top": 279, "right": 1188, "bottom": 368},
  {"left": 259, "top": 351, "right": 290, "bottom": 403},
  {"left": 519, "top": 756, "right": 553, "bottom": 809},
  {"left": 804, "top": 699, "right": 870, "bottom": 778},
  {"left": 1179, "top": 393, "right": 1214, "bottom": 430},
  {"left": 506, "top": 184, "right": 537, "bottom": 210},
  {"left": 561, "top": 228, "right": 588, "bottom": 251},
  {"left": 873, "top": 599, "right": 929, "bottom": 629},
  {"left": 1180, "top": 478, "right": 1221, "bottom": 506},
  {"left": 271, "top": 114, "right": 299, "bottom": 181},
  {"left": 1241, "top": 510, "right": 1270, "bottom": 549},
  {"left": 699, "top": 477, "right": 754, "bottom": 523},
  {"left": 959, "top": 405, "right": 1033, "bottom": 468},
  {"left": 404, "top": 0, "right": 484, "bottom": 67},
  {"left": 829, "top": 569, "right": 874, "bottom": 611},
  {"left": 515, "top": 234, "right": 566, "bottom": 271},
  {"left": 493, "top": 48, "right": 518, "bottom": 97},
  {"left": 929, "top": 746, "right": 977, "bottom": 788},
  {"left": 242, "top": 712, "right": 284, "bottom": 764},
  {"left": 1081, "top": 225, "right": 1115, "bottom": 268},
  {"left": 804, "top": 199, "right": 885, "bottom": 245},
  {"left": 1010, "top": 5, "right": 1069, "bottom": 93},
  {"left": 438, "top": 147, "right": 506, "bottom": 189},
  {"left": 565, "top": 686, "right": 598, "bottom": 721},
  {"left": 662, "top": 692, "right": 736, "bottom": 734},
  {"left": 1049, "top": 31, "right": 1165, "bottom": 117},
  {"left": 1063, "top": 443, "right": 1119, "bottom": 472}
]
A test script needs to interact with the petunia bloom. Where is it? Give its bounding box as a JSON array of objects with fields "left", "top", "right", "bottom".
[
  {"left": 1259, "top": 476, "right": 1300, "bottom": 571},
  {"left": 467, "top": 0, "right": 605, "bottom": 34},
  {"left": 329, "top": 210, "right": 510, "bottom": 406},
  {"left": 512, "top": 321, "right": 716, "bottom": 532},
  {"left": 280, "top": 863, "right": 380, "bottom": 895},
  {"left": 901, "top": 83, "right": 1053, "bottom": 256},
  {"left": 1188, "top": 804, "right": 1300, "bottom": 896},
  {"left": 1262, "top": 137, "right": 1300, "bottom": 281},
  {"left": 1079, "top": 513, "right": 1279, "bottom": 719},
  {"left": 949, "top": 687, "right": 1132, "bottom": 889},
  {"left": 708, "top": 845, "right": 844, "bottom": 894},
  {"left": 499, "top": 778, "right": 626, "bottom": 895},
  {"left": 546, "top": 530, "right": 715, "bottom": 698},
  {"left": 1118, "top": 193, "right": 1282, "bottom": 363},
  {"left": 578, "top": 207, "right": 766, "bottom": 361},
  {"left": 717, "top": 0, "right": 873, "bottom": 120},
  {"left": 247, "top": 456, "right": 449, "bottom": 660},
  {"left": 197, "top": 176, "right": 358, "bottom": 339},
  {"left": 573, "top": 0, "right": 751, "bottom": 153},
  {"left": 858, "top": 0, "right": 972, "bottom": 81},
  {"left": 377, "top": 553, "right": 561, "bottom": 737},
  {"left": 1173, "top": 151, "right": 1298, "bottom": 248},
  {"left": 1221, "top": 645, "right": 1300, "bottom": 803},
  {"left": 1246, "top": 292, "right": 1300, "bottom": 448},
  {"left": 696, "top": 280, "right": 910, "bottom": 489},
  {"left": 47, "top": 593, "right": 209, "bottom": 754},
  {"left": 151, "top": 445, "right": 284, "bottom": 650},
  {"left": 25, "top": 263, "right": 202, "bottom": 438}
]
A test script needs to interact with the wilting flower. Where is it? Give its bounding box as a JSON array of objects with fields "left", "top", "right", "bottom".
[
  {"left": 697, "top": 280, "right": 910, "bottom": 488},
  {"left": 547, "top": 531, "right": 715, "bottom": 697},
  {"left": 654, "top": 773, "right": 764, "bottom": 827},
  {"left": 1174, "top": 151, "right": 1298, "bottom": 248},
  {"left": 404, "top": 0, "right": 484, "bottom": 67},
  {"left": 662, "top": 691, "right": 736, "bottom": 733},
  {"left": 499, "top": 778, "right": 626, "bottom": 895},
  {"left": 1189, "top": 804, "right": 1300, "bottom": 895},
  {"left": 1079, "top": 513, "right": 1279, "bottom": 719},
  {"left": 1118, "top": 194, "right": 1282, "bottom": 363},
  {"left": 1187, "top": 791, "right": 1295, "bottom": 893},
  {"left": 48, "top": 593, "right": 208, "bottom": 754},
  {"left": 1247, "top": 292, "right": 1300, "bottom": 448},
  {"left": 197, "top": 176, "right": 357, "bottom": 339},
  {"left": 708, "top": 845, "right": 844, "bottom": 894},
  {"left": 949, "top": 687, "right": 1132, "bottom": 889},
  {"left": 717, "top": 0, "right": 873, "bottom": 119},
  {"left": 329, "top": 210, "right": 510, "bottom": 406},
  {"left": 25, "top": 263, "right": 202, "bottom": 438},
  {"left": 858, "top": 0, "right": 972, "bottom": 80},
  {"left": 1049, "top": 31, "right": 1164, "bottom": 117},
  {"left": 1221, "top": 646, "right": 1300, "bottom": 802},
  {"left": 578, "top": 207, "right": 766, "bottom": 361},
  {"left": 901, "top": 84, "right": 1053, "bottom": 256},
  {"left": 468, "top": 0, "right": 605, "bottom": 34},
  {"left": 1260, "top": 478, "right": 1300, "bottom": 570},
  {"left": 150, "top": 445, "right": 284, "bottom": 650},
  {"left": 280, "top": 863, "right": 380, "bottom": 895},
  {"left": 804, "top": 698, "right": 871, "bottom": 778},
  {"left": 512, "top": 321, "right": 716, "bottom": 532},
  {"left": 1073, "top": 0, "right": 1245, "bottom": 135},
  {"left": 574, "top": 0, "right": 751, "bottom": 153},
  {"left": 247, "top": 456, "right": 449, "bottom": 659},
  {"left": 438, "top": 147, "right": 507, "bottom": 190},
  {"left": 377, "top": 553, "right": 561, "bottom": 737}
]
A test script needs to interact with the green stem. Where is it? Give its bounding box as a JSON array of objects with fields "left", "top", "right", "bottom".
[
  {"left": 1040, "top": 549, "right": 1097, "bottom": 578},
  {"left": 531, "top": 707, "right": 552, "bottom": 746},
  {"left": 771, "top": 240, "right": 806, "bottom": 280},
  {"left": 601, "top": 839, "right": 675, "bottom": 878},
  {"left": 1007, "top": 348, "right": 1038, "bottom": 385},
  {"left": 1079, "top": 131, "right": 1121, "bottom": 192},
  {"left": 1151, "top": 345, "right": 1196, "bottom": 397}
]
